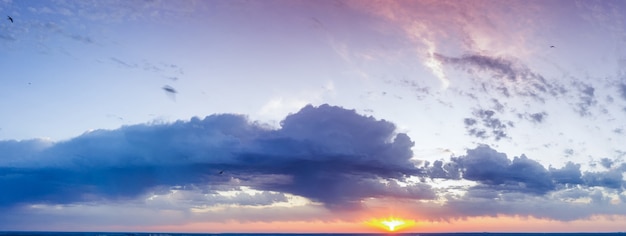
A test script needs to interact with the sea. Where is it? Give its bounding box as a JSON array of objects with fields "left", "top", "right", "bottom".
[{"left": 0, "top": 233, "right": 625, "bottom": 236}]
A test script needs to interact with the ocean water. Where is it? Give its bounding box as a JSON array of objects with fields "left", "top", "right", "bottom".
[{"left": 1, "top": 233, "right": 625, "bottom": 236}]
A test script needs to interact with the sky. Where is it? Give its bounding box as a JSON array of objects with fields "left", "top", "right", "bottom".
[{"left": 1, "top": 0, "right": 626, "bottom": 233}]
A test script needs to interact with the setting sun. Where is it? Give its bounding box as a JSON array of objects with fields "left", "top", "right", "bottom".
[
  {"left": 367, "top": 217, "right": 416, "bottom": 232},
  {"left": 382, "top": 219, "right": 404, "bottom": 231}
]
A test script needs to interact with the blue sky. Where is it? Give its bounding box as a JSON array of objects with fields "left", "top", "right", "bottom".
[{"left": 1, "top": 0, "right": 626, "bottom": 233}]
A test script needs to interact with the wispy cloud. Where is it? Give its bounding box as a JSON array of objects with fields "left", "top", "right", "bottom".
[
  {"left": 69, "top": 34, "right": 94, "bottom": 44},
  {"left": 108, "top": 57, "right": 184, "bottom": 80},
  {"left": 0, "top": 33, "right": 16, "bottom": 41},
  {"left": 27, "top": 0, "right": 206, "bottom": 24},
  {"left": 348, "top": 0, "right": 546, "bottom": 89},
  {"left": 110, "top": 57, "right": 137, "bottom": 68},
  {"left": 434, "top": 53, "right": 562, "bottom": 101},
  {"left": 618, "top": 83, "right": 626, "bottom": 101},
  {"left": 573, "top": 82, "right": 597, "bottom": 116}
]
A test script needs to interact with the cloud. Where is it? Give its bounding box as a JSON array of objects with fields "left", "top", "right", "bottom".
[
  {"left": 1, "top": 106, "right": 625, "bottom": 225},
  {"left": 451, "top": 145, "right": 555, "bottom": 194},
  {"left": 2, "top": 103, "right": 625, "bottom": 223},
  {"left": 618, "top": 83, "right": 626, "bottom": 101},
  {"left": 573, "top": 82, "right": 597, "bottom": 116},
  {"left": 0, "top": 33, "right": 16, "bottom": 41},
  {"left": 435, "top": 53, "right": 518, "bottom": 82},
  {"left": 32, "top": 1, "right": 207, "bottom": 23},
  {"left": 0, "top": 104, "right": 427, "bottom": 211},
  {"left": 394, "top": 78, "right": 432, "bottom": 100},
  {"left": 348, "top": 0, "right": 547, "bottom": 89},
  {"left": 435, "top": 53, "right": 562, "bottom": 101},
  {"left": 436, "top": 145, "right": 624, "bottom": 195},
  {"left": 437, "top": 188, "right": 626, "bottom": 221},
  {"left": 28, "top": 20, "right": 97, "bottom": 46},
  {"left": 549, "top": 162, "right": 584, "bottom": 185},
  {"left": 423, "top": 160, "right": 461, "bottom": 180},
  {"left": 582, "top": 169, "right": 624, "bottom": 189},
  {"left": 415, "top": 146, "right": 626, "bottom": 221},
  {"left": 0, "top": 139, "right": 53, "bottom": 166},
  {"left": 69, "top": 34, "right": 94, "bottom": 44},
  {"left": 231, "top": 104, "right": 431, "bottom": 209},
  {"left": 528, "top": 112, "right": 548, "bottom": 123},
  {"left": 463, "top": 109, "right": 511, "bottom": 141},
  {"left": 600, "top": 157, "right": 614, "bottom": 169},
  {"left": 108, "top": 57, "right": 185, "bottom": 81},
  {"left": 516, "top": 111, "right": 549, "bottom": 124}
]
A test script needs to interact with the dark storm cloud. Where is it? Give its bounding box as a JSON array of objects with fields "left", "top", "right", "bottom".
[{"left": 0, "top": 104, "right": 429, "bottom": 210}]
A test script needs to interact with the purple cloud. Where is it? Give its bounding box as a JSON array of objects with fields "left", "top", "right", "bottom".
[{"left": 0, "top": 104, "right": 429, "bottom": 211}]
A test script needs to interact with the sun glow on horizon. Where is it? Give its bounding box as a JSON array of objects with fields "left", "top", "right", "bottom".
[
  {"left": 382, "top": 219, "right": 404, "bottom": 231},
  {"left": 367, "top": 217, "right": 416, "bottom": 232}
]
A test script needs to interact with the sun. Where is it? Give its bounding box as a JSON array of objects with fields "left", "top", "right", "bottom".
[
  {"left": 367, "top": 217, "right": 416, "bottom": 232},
  {"left": 381, "top": 219, "right": 405, "bottom": 231}
]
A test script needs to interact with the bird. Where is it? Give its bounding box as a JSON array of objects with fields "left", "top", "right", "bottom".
[
  {"left": 162, "top": 85, "right": 177, "bottom": 94},
  {"left": 550, "top": 45, "right": 555, "bottom": 48},
  {"left": 218, "top": 170, "right": 224, "bottom": 175},
  {"left": 162, "top": 85, "right": 177, "bottom": 101},
  {"left": 7, "top": 16, "right": 12, "bottom": 23}
]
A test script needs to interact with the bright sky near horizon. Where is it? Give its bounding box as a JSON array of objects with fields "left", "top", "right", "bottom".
[{"left": 1, "top": 0, "right": 626, "bottom": 233}]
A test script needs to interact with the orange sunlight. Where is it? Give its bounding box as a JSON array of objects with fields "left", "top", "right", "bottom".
[
  {"left": 367, "top": 217, "right": 416, "bottom": 232},
  {"left": 121, "top": 214, "right": 626, "bottom": 233}
]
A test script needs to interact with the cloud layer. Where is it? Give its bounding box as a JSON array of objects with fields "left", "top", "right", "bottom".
[
  {"left": 0, "top": 104, "right": 430, "bottom": 211},
  {"left": 420, "top": 145, "right": 626, "bottom": 221},
  {"left": 1, "top": 104, "right": 624, "bottom": 226}
]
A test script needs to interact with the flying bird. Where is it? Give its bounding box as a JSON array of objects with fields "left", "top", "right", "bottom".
[
  {"left": 162, "top": 85, "right": 177, "bottom": 94},
  {"left": 7, "top": 16, "right": 13, "bottom": 23},
  {"left": 162, "top": 85, "right": 177, "bottom": 101},
  {"left": 550, "top": 45, "right": 555, "bottom": 48},
  {"left": 218, "top": 170, "right": 224, "bottom": 175}
]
